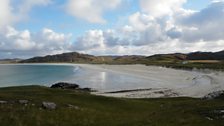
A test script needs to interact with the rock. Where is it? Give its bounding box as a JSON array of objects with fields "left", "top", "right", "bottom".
[
  {"left": 203, "top": 90, "right": 224, "bottom": 100},
  {"left": 50, "top": 82, "right": 92, "bottom": 92},
  {"left": 42, "top": 102, "right": 57, "bottom": 110},
  {"left": 51, "top": 82, "right": 79, "bottom": 89},
  {"left": 19, "top": 100, "right": 29, "bottom": 104},
  {"left": 0, "top": 101, "right": 7, "bottom": 104},
  {"left": 67, "top": 104, "right": 80, "bottom": 110},
  {"left": 80, "top": 88, "right": 92, "bottom": 92}
]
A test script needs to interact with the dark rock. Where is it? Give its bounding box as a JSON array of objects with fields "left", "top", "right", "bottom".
[
  {"left": 0, "top": 101, "right": 7, "bottom": 104},
  {"left": 80, "top": 88, "right": 92, "bottom": 92},
  {"left": 51, "top": 82, "right": 79, "bottom": 89},
  {"left": 50, "top": 82, "right": 93, "bottom": 92},
  {"left": 42, "top": 102, "right": 57, "bottom": 110},
  {"left": 19, "top": 100, "right": 29, "bottom": 104},
  {"left": 203, "top": 90, "right": 224, "bottom": 100}
]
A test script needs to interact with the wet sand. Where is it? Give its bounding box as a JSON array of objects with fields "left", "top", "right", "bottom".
[{"left": 76, "top": 64, "right": 224, "bottom": 98}]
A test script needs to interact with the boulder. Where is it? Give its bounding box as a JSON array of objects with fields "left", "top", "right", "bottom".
[
  {"left": 0, "top": 101, "right": 7, "bottom": 104},
  {"left": 81, "top": 88, "right": 92, "bottom": 92},
  {"left": 42, "top": 102, "right": 57, "bottom": 110},
  {"left": 19, "top": 100, "right": 29, "bottom": 104},
  {"left": 67, "top": 104, "right": 80, "bottom": 110},
  {"left": 203, "top": 90, "right": 224, "bottom": 100},
  {"left": 50, "top": 82, "right": 79, "bottom": 89}
]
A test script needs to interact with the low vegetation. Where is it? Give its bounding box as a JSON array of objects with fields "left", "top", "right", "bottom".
[
  {"left": 18, "top": 50, "right": 224, "bottom": 71},
  {"left": 143, "top": 61, "right": 224, "bottom": 71},
  {"left": 0, "top": 86, "right": 224, "bottom": 126}
]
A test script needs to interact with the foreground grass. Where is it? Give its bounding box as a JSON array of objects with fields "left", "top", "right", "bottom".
[{"left": 0, "top": 86, "right": 224, "bottom": 126}]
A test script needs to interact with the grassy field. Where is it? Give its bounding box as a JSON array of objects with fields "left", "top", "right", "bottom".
[
  {"left": 0, "top": 86, "right": 224, "bottom": 126},
  {"left": 143, "top": 61, "right": 224, "bottom": 71}
]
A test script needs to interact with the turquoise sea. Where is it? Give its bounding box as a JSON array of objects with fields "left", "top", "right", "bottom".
[
  {"left": 0, "top": 64, "right": 152, "bottom": 92},
  {"left": 0, "top": 64, "right": 76, "bottom": 87}
]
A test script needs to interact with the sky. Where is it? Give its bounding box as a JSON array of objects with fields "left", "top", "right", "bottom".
[{"left": 0, "top": 0, "right": 224, "bottom": 59}]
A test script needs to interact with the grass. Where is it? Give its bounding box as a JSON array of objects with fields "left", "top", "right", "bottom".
[
  {"left": 0, "top": 86, "right": 224, "bottom": 126},
  {"left": 143, "top": 61, "right": 224, "bottom": 71}
]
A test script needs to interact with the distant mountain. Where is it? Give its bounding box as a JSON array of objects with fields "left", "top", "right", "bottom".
[
  {"left": 186, "top": 50, "right": 224, "bottom": 60},
  {"left": 0, "top": 58, "right": 22, "bottom": 63},
  {"left": 146, "top": 50, "right": 224, "bottom": 61},
  {"left": 20, "top": 50, "right": 224, "bottom": 63}
]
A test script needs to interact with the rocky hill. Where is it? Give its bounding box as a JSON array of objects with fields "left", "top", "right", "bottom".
[
  {"left": 20, "top": 52, "right": 99, "bottom": 63},
  {"left": 146, "top": 50, "right": 224, "bottom": 61},
  {"left": 186, "top": 50, "right": 224, "bottom": 60}
]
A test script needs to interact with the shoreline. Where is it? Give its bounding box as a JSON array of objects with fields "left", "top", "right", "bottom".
[{"left": 0, "top": 63, "right": 224, "bottom": 98}]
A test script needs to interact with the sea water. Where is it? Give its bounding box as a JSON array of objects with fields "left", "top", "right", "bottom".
[
  {"left": 0, "top": 64, "right": 153, "bottom": 91},
  {"left": 1, "top": 64, "right": 223, "bottom": 94},
  {"left": 0, "top": 64, "right": 75, "bottom": 87}
]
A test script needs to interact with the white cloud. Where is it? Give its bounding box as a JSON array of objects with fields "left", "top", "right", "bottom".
[
  {"left": 0, "top": 0, "right": 13, "bottom": 30},
  {"left": 73, "top": 30, "right": 105, "bottom": 50},
  {"left": 1, "top": 0, "right": 224, "bottom": 58},
  {"left": 174, "top": 1, "right": 224, "bottom": 42},
  {"left": 65, "top": 0, "right": 122, "bottom": 24},
  {"left": 17, "top": 0, "right": 52, "bottom": 17},
  {"left": 70, "top": 1, "right": 224, "bottom": 56},
  {"left": 139, "top": 0, "right": 187, "bottom": 17},
  {"left": 128, "top": 12, "right": 155, "bottom": 31},
  {"left": 0, "top": 0, "right": 52, "bottom": 30},
  {"left": 0, "top": 26, "right": 72, "bottom": 58}
]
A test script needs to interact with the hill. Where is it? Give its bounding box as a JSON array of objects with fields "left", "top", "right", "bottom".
[
  {"left": 20, "top": 50, "right": 224, "bottom": 64},
  {"left": 20, "top": 52, "right": 146, "bottom": 64},
  {"left": 0, "top": 58, "right": 22, "bottom": 63},
  {"left": 186, "top": 50, "right": 224, "bottom": 60},
  {"left": 146, "top": 50, "right": 224, "bottom": 61},
  {"left": 20, "top": 52, "right": 101, "bottom": 63}
]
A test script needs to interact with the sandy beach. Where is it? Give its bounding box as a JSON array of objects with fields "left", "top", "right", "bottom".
[
  {"left": 1, "top": 63, "right": 224, "bottom": 98},
  {"left": 76, "top": 64, "right": 224, "bottom": 98}
]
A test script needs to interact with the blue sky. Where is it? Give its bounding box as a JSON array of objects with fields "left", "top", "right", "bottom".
[
  {"left": 16, "top": 0, "right": 210, "bottom": 36},
  {"left": 15, "top": 0, "right": 139, "bottom": 37},
  {"left": 0, "top": 0, "right": 224, "bottom": 58}
]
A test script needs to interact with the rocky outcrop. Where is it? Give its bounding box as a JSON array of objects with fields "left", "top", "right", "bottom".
[
  {"left": 203, "top": 90, "right": 224, "bottom": 100},
  {"left": 51, "top": 82, "right": 79, "bottom": 89},
  {"left": 50, "top": 82, "right": 93, "bottom": 92}
]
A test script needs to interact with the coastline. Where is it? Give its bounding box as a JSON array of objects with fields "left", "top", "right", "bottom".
[{"left": 1, "top": 63, "right": 224, "bottom": 98}]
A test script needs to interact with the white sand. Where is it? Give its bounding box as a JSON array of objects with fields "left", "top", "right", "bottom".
[{"left": 76, "top": 64, "right": 224, "bottom": 98}]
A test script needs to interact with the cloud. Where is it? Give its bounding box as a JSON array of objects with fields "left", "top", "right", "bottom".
[
  {"left": 0, "top": 0, "right": 52, "bottom": 30},
  {"left": 174, "top": 1, "right": 224, "bottom": 42},
  {"left": 17, "top": 0, "right": 52, "bottom": 19},
  {"left": 0, "top": 26, "right": 72, "bottom": 58},
  {"left": 65, "top": 0, "right": 122, "bottom": 24},
  {"left": 73, "top": 30, "right": 105, "bottom": 50},
  {"left": 0, "top": 0, "right": 14, "bottom": 30},
  {"left": 1, "top": 0, "right": 224, "bottom": 58},
  {"left": 139, "top": 0, "right": 187, "bottom": 17},
  {"left": 70, "top": 1, "right": 224, "bottom": 56}
]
